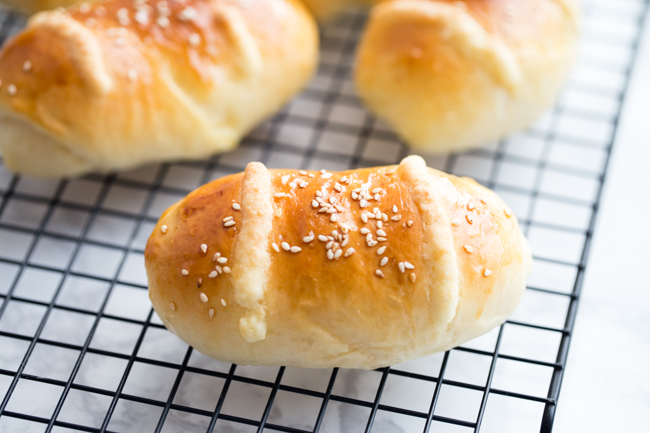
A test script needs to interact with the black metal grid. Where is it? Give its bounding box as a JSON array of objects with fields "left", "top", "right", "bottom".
[{"left": 0, "top": 1, "right": 647, "bottom": 432}]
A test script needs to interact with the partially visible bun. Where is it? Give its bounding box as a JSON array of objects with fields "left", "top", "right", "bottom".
[
  {"left": 145, "top": 156, "right": 531, "bottom": 369},
  {"left": 355, "top": 0, "right": 579, "bottom": 153},
  {"left": 0, "top": 0, "right": 318, "bottom": 177}
]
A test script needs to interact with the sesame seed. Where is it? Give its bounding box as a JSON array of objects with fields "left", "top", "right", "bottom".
[
  {"left": 407, "top": 220, "right": 414, "bottom": 227},
  {"left": 188, "top": 32, "right": 201, "bottom": 46},
  {"left": 392, "top": 205, "right": 398, "bottom": 213},
  {"left": 200, "top": 293, "right": 208, "bottom": 303},
  {"left": 170, "top": 302, "right": 176, "bottom": 311},
  {"left": 377, "top": 246, "right": 387, "bottom": 255},
  {"left": 375, "top": 270, "right": 385, "bottom": 278},
  {"left": 329, "top": 197, "right": 337, "bottom": 204},
  {"left": 404, "top": 262, "right": 415, "bottom": 270},
  {"left": 361, "top": 213, "right": 368, "bottom": 223},
  {"left": 367, "top": 240, "right": 378, "bottom": 247},
  {"left": 410, "top": 273, "right": 417, "bottom": 283},
  {"left": 372, "top": 188, "right": 382, "bottom": 194},
  {"left": 7, "top": 84, "right": 16, "bottom": 96},
  {"left": 341, "top": 238, "right": 349, "bottom": 247},
  {"left": 332, "top": 242, "right": 340, "bottom": 252},
  {"left": 79, "top": 3, "right": 91, "bottom": 13},
  {"left": 341, "top": 176, "right": 349, "bottom": 183},
  {"left": 178, "top": 6, "right": 197, "bottom": 21},
  {"left": 378, "top": 237, "right": 387, "bottom": 242},
  {"left": 223, "top": 216, "right": 234, "bottom": 222},
  {"left": 274, "top": 193, "right": 286, "bottom": 198},
  {"left": 466, "top": 215, "right": 474, "bottom": 224},
  {"left": 367, "top": 212, "right": 376, "bottom": 219},
  {"left": 309, "top": 173, "right": 315, "bottom": 178},
  {"left": 161, "top": 225, "right": 168, "bottom": 233},
  {"left": 377, "top": 221, "right": 383, "bottom": 229},
  {"left": 23, "top": 60, "right": 32, "bottom": 72},
  {"left": 221, "top": 298, "right": 228, "bottom": 307},
  {"left": 366, "top": 233, "right": 373, "bottom": 242},
  {"left": 463, "top": 245, "right": 474, "bottom": 253},
  {"left": 303, "top": 236, "right": 314, "bottom": 243},
  {"left": 377, "top": 229, "right": 387, "bottom": 237},
  {"left": 468, "top": 202, "right": 475, "bottom": 210},
  {"left": 484, "top": 269, "right": 492, "bottom": 277},
  {"left": 327, "top": 249, "right": 334, "bottom": 260},
  {"left": 299, "top": 170, "right": 307, "bottom": 175},
  {"left": 325, "top": 240, "right": 334, "bottom": 249},
  {"left": 344, "top": 248, "right": 355, "bottom": 257},
  {"left": 316, "top": 191, "right": 323, "bottom": 197},
  {"left": 213, "top": 252, "right": 221, "bottom": 261},
  {"left": 299, "top": 181, "right": 307, "bottom": 188},
  {"left": 200, "top": 244, "right": 208, "bottom": 253},
  {"left": 334, "top": 249, "right": 343, "bottom": 259},
  {"left": 504, "top": 209, "right": 513, "bottom": 217},
  {"left": 224, "top": 221, "right": 236, "bottom": 227},
  {"left": 217, "top": 257, "right": 228, "bottom": 264},
  {"left": 360, "top": 228, "right": 370, "bottom": 235},
  {"left": 326, "top": 207, "right": 337, "bottom": 214},
  {"left": 451, "top": 219, "right": 462, "bottom": 226},
  {"left": 334, "top": 183, "right": 342, "bottom": 192},
  {"left": 398, "top": 262, "right": 405, "bottom": 273},
  {"left": 382, "top": 214, "right": 388, "bottom": 222},
  {"left": 380, "top": 257, "right": 388, "bottom": 266},
  {"left": 374, "top": 194, "right": 380, "bottom": 201},
  {"left": 197, "top": 278, "right": 203, "bottom": 288},
  {"left": 330, "top": 214, "right": 338, "bottom": 223},
  {"left": 232, "top": 203, "right": 241, "bottom": 210},
  {"left": 290, "top": 246, "right": 302, "bottom": 253},
  {"left": 157, "top": 16, "right": 170, "bottom": 27},
  {"left": 322, "top": 172, "right": 333, "bottom": 179},
  {"left": 135, "top": 9, "right": 149, "bottom": 25},
  {"left": 391, "top": 215, "right": 402, "bottom": 221},
  {"left": 209, "top": 308, "right": 215, "bottom": 318},
  {"left": 341, "top": 224, "right": 350, "bottom": 233},
  {"left": 223, "top": 266, "right": 231, "bottom": 274},
  {"left": 319, "top": 207, "right": 328, "bottom": 213},
  {"left": 351, "top": 192, "right": 359, "bottom": 200},
  {"left": 311, "top": 199, "right": 320, "bottom": 208},
  {"left": 360, "top": 199, "right": 368, "bottom": 208},
  {"left": 181, "top": 269, "right": 189, "bottom": 276},
  {"left": 208, "top": 271, "right": 218, "bottom": 278},
  {"left": 281, "top": 242, "right": 290, "bottom": 251},
  {"left": 216, "top": 265, "right": 223, "bottom": 274}
]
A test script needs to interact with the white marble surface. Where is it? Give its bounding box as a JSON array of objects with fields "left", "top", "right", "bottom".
[{"left": 554, "top": 4, "right": 650, "bottom": 431}]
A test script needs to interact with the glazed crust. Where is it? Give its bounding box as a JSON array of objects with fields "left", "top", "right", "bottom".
[
  {"left": 0, "top": 0, "right": 318, "bottom": 177},
  {"left": 355, "top": 0, "right": 579, "bottom": 153},
  {"left": 145, "top": 156, "right": 531, "bottom": 369}
]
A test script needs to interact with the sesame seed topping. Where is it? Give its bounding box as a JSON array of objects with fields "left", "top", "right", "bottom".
[
  {"left": 380, "top": 257, "right": 388, "bottom": 266},
  {"left": 316, "top": 191, "right": 323, "bottom": 197},
  {"left": 361, "top": 213, "right": 368, "bottom": 223},
  {"left": 232, "top": 203, "right": 241, "bottom": 210},
  {"left": 290, "top": 246, "right": 302, "bottom": 253},
  {"left": 23, "top": 61, "right": 32, "bottom": 73},
  {"left": 404, "top": 261, "right": 415, "bottom": 270},
  {"left": 188, "top": 32, "right": 201, "bottom": 46},
  {"left": 322, "top": 172, "right": 333, "bottom": 179},
  {"left": 299, "top": 170, "right": 307, "bottom": 175},
  {"left": 375, "top": 270, "right": 385, "bottom": 278},
  {"left": 274, "top": 193, "right": 286, "bottom": 198},
  {"left": 223, "top": 216, "right": 234, "bottom": 222},
  {"left": 398, "top": 262, "right": 405, "bottom": 273},
  {"left": 299, "top": 181, "right": 307, "bottom": 188},
  {"left": 325, "top": 240, "right": 334, "bottom": 249},
  {"left": 209, "top": 309, "right": 215, "bottom": 318},
  {"left": 334, "top": 249, "right": 343, "bottom": 259},
  {"left": 504, "top": 209, "right": 513, "bottom": 217},
  {"left": 161, "top": 225, "right": 168, "bottom": 233},
  {"left": 451, "top": 219, "right": 462, "bottom": 226},
  {"left": 157, "top": 16, "right": 170, "bottom": 27},
  {"left": 116, "top": 7, "right": 129, "bottom": 25},
  {"left": 334, "top": 183, "right": 342, "bottom": 192},
  {"left": 197, "top": 278, "right": 203, "bottom": 288},
  {"left": 360, "top": 228, "right": 370, "bottom": 235},
  {"left": 382, "top": 214, "right": 388, "bottom": 222},
  {"left": 366, "top": 233, "right": 373, "bottom": 243},
  {"left": 326, "top": 207, "right": 337, "bottom": 214},
  {"left": 281, "top": 242, "right": 290, "bottom": 251},
  {"left": 181, "top": 269, "right": 189, "bottom": 276},
  {"left": 170, "top": 302, "right": 176, "bottom": 311},
  {"left": 303, "top": 235, "right": 314, "bottom": 243},
  {"left": 217, "top": 257, "right": 228, "bottom": 264},
  {"left": 344, "top": 248, "right": 355, "bottom": 257},
  {"left": 463, "top": 245, "right": 474, "bottom": 253},
  {"left": 374, "top": 194, "right": 380, "bottom": 201},
  {"left": 327, "top": 249, "right": 334, "bottom": 260},
  {"left": 367, "top": 240, "right": 378, "bottom": 247},
  {"left": 178, "top": 6, "right": 197, "bottom": 21},
  {"left": 466, "top": 215, "right": 474, "bottom": 224},
  {"left": 7, "top": 84, "right": 16, "bottom": 96},
  {"left": 410, "top": 273, "right": 417, "bottom": 283},
  {"left": 351, "top": 192, "right": 359, "bottom": 200},
  {"left": 224, "top": 221, "right": 236, "bottom": 227},
  {"left": 377, "top": 246, "right": 387, "bottom": 255},
  {"left": 372, "top": 188, "right": 383, "bottom": 194},
  {"left": 223, "top": 266, "right": 231, "bottom": 274},
  {"left": 391, "top": 215, "right": 402, "bottom": 221},
  {"left": 213, "top": 252, "right": 221, "bottom": 260},
  {"left": 377, "top": 221, "right": 383, "bottom": 229},
  {"left": 468, "top": 202, "right": 475, "bottom": 210},
  {"left": 200, "top": 293, "right": 208, "bottom": 303},
  {"left": 484, "top": 269, "right": 493, "bottom": 277},
  {"left": 309, "top": 173, "right": 315, "bottom": 178},
  {"left": 135, "top": 9, "right": 149, "bottom": 25},
  {"left": 330, "top": 214, "right": 338, "bottom": 223},
  {"left": 271, "top": 242, "right": 279, "bottom": 253},
  {"left": 407, "top": 220, "right": 414, "bottom": 227},
  {"left": 216, "top": 265, "right": 223, "bottom": 274},
  {"left": 377, "top": 229, "right": 387, "bottom": 237},
  {"left": 200, "top": 244, "right": 208, "bottom": 253},
  {"left": 378, "top": 237, "right": 387, "bottom": 242},
  {"left": 208, "top": 271, "right": 218, "bottom": 278},
  {"left": 360, "top": 199, "right": 368, "bottom": 208},
  {"left": 310, "top": 200, "right": 319, "bottom": 208},
  {"left": 392, "top": 205, "right": 398, "bottom": 213}
]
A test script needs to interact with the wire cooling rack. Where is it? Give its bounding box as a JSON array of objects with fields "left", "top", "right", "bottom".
[{"left": 0, "top": 1, "right": 647, "bottom": 432}]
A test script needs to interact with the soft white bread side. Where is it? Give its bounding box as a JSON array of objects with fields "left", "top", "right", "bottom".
[
  {"left": 0, "top": 0, "right": 318, "bottom": 178},
  {"left": 145, "top": 156, "right": 532, "bottom": 369},
  {"left": 355, "top": 0, "right": 579, "bottom": 153},
  {"left": 0, "top": 0, "right": 79, "bottom": 15}
]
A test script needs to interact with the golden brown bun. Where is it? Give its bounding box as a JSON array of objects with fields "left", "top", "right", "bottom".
[
  {"left": 300, "top": 0, "right": 381, "bottom": 21},
  {"left": 355, "top": 0, "right": 579, "bottom": 153},
  {"left": 145, "top": 156, "right": 531, "bottom": 369},
  {"left": 0, "top": 0, "right": 79, "bottom": 15},
  {"left": 0, "top": 0, "right": 318, "bottom": 178}
]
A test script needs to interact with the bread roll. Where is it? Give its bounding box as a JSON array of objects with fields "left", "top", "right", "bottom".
[
  {"left": 1, "top": 0, "right": 79, "bottom": 15},
  {"left": 0, "top": 0, "right": 318, "bottom": 178},
  {"left": 355, "top": 0, "right": 579, "bottom": 153},
  {"left": 145, "top": 156, "right": 531, "bottom": 369}
]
